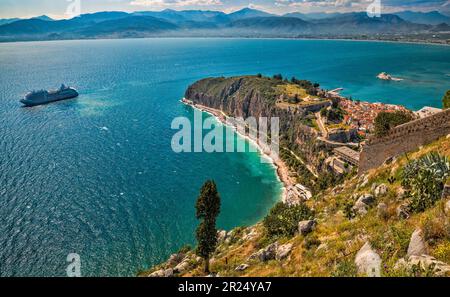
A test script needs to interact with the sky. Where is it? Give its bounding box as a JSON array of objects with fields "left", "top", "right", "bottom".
[{"left": 0, "top": 0, "right": 449, "bottom": 19}]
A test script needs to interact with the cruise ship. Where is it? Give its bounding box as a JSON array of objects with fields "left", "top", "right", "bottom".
[{"left": 20, "top": 84, "right": 79, "bottom": 106}]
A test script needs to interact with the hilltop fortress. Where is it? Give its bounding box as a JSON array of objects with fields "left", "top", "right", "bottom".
[{"left": 359, "top": 108, "right": 450, "bottom": 173}]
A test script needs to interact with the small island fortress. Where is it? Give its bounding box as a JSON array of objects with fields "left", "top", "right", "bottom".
[
  {"left": 377, "top": 72, "right": 403, "bottom": 81},
  {"left": 20, "top": 84, "right": 78, "bottom": 107}
]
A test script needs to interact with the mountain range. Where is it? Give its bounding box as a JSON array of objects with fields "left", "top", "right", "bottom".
[{"left": 0, "top": 8, "right": 449, "bottom": 42}]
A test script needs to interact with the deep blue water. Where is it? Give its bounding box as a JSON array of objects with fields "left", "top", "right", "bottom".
[{"left": 0, "top": 38, "right": 449, "bottom": 276}]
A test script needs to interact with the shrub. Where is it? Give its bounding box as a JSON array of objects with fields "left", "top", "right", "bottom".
[
  {"left": 343, "top": 201, "right": 356, "bottom": 220},
  {"left": 304, "top": 234, "right": 321, "bottom": 250},
  {"left": 391, "top": 226, "right": 412, "bottom": 256},
  {"left": 331, "top": 259, "right": 357, "bottom": 277},
  {"left": 273, "top": 74, "right": 283, "bottom": 80},
  {"left": 178, "top": 244, "right": 192, "bottom": 254},
  {"left": 434, "top": 241, "right": 450, "bottom": 263},
  {"left": 374, "top": 111, "right": 413, "bottom": 137},
  {"left": 263, "top": 202, "right": 314, "bottom": 238},
  {"left": 422, "top": 216, "right": 450, "bottom": 246},
  {"left": 402, "top": 152, "right": 450, "bottom": 212}
]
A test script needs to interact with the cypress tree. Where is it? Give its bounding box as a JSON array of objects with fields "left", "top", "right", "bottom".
[
  {"left": 195, "top": 180, "right": 221, "bottom": 273},
  {"left": 443, "top": 90, "right": 450, "bottom": 109}
]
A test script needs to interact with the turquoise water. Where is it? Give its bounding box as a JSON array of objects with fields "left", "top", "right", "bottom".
[{"left": 0, "top": 39, "right": 448, "bottom": 277}]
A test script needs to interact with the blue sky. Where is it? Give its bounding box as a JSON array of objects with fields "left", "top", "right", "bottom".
[{"left": 0, "top": 0, "right": 449, "bottom": 19}]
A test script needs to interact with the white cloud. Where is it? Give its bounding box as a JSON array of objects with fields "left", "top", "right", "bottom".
[{"left": 130, "top": 0, "right": 222, "bottom": 7}]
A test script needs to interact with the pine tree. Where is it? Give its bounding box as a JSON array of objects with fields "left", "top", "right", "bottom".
[{"left": 195, "top": 180, "right": 221, "bottom": 273}]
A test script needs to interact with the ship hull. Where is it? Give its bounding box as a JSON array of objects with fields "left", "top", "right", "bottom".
[{"left": 20, "top": 90, "right": 79, "bottom": 107}]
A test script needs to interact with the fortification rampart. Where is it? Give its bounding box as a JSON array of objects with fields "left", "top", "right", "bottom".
[{"left": 359, "top": 108, "right": 450, "bottom": 173}]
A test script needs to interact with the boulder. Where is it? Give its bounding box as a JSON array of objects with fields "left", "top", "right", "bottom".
[
  {"left": 298, "top": 220, "right": 316, "bottom": 235},
  {"left": 352, "top": 194, "right": 375, "bottom": 216},
  {"left": 217, "top": 230, "right": 227, "bottom": 243},
  {"left": 396, "top": 204, "right": 409, "bottom": 219},
  {"left": 259, "top": 242, "right": 278, "bottom": 262},
  {"left": 374, "top": 184, "right": 388, "bottom": 197},
  {"left": 167, "top": 253, "right": 184, "bottom": 267},
  {"left": 316, "top": 243, "right": 328, "bottom": 253},
  {"left": 235, "top": 264, "right": 249, "bottom": 272},
  {"left": 249, "top": 242, "right": 279, "bottom": 262},
  {"left": 358, "top": 175, "right": 369, "bottom": 188},
  {"left": 406, "top": 229, "right": 428, "bottom": 258},
  {"left": 442, "top": 184, "right": 450, "bottom": 199},
  {"left": 353, "top": 201, "right": 368, "bottom": 216},
  {"left": 377, "top": 202, "right": 388, "bottom": 220},
  {"left": 173, "top": 260, "right": 190, "bottom": 274},
  {"left": 371, "top": 183, "right": 378, "bottom": 192},
  {"left": 445, "top": 200, "right": 450, "bottom": 216},
  {"left": 396, "top": 187, "right": 406, "bottom": 199},
  {"left": 354, "top": 242, "right": 381, "bottom": 277},
  {"left": 357, "top": 194, "right": 376, "bottom": 206},
  {"left": 163, "top": 268, "right": 174, "bottom": 277},
  {"left": 276, "top": 243, "right": 293, "bottom": 260},
  {"left": 395, "top": 255, "right": 450, "bottom": 276},
  {"left": 248, "top": 250, "right": 262, "bottom": 262},
  {"left": 242, "top": 227, "right": 258, "bottom": 241},
  {"left": 408, "top": 255, "right": 450, "bottom": 276},
  {"left": 148, "top": 269, "right": 165, "bottom": 277}
]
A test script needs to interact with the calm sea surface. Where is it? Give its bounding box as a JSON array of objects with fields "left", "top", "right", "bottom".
[{"left": 0, "top": 38, "right": 448, "bottom": 276}]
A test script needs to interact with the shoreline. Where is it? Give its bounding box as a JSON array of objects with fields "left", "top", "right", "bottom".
[
  {"left": 181, "top": 98, "right": 295, "bottom": 203},
  {"left": 1, "top": 36, "right": 449, "bottom": 47}
]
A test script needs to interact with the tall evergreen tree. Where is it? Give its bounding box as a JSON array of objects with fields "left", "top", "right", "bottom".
[
  {"left": 443, "top": 90, "right": 450, "bottom": 109},
  {"left": 195, "top": 180, "right": 221, "bottom": 273}
]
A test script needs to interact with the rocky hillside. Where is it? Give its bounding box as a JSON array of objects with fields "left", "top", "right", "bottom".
[
  {"left": 185, "top": 75, "right": 333, "bottom": 189},
  {"left": 141, "top": 136, "right": 450, "bottom": 277}
]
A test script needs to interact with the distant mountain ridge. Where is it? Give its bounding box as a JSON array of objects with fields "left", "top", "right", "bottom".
[
  {"left": 0, "top": 8, "right": 448, "bottom": 42},
  {"left": 394, "top": 11, "right": 450, "bottom": 25}
]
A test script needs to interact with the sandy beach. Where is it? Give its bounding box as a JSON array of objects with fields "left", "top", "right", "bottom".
[{"left": 181, "top": 98, "right": 296, "bottom": 203}]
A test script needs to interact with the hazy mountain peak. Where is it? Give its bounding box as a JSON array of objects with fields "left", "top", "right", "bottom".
[
  {"left": 32, "top": 15, "right": 53, "bottom": 21},
  {"left": 394, "top": 10, "right": 450, "bottom": 25},
  {"left": 228, "top": 8, "right": 273, "bottom": 20}
]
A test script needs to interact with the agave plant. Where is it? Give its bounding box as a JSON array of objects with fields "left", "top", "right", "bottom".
[{"left": 402, "top": 152, "right": 450, "bottom": 212}]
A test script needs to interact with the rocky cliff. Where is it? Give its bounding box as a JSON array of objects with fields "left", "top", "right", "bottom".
[
  {"left": 184, "top": 75, "right": 329, "bottom": 188},
  {"left": 185, "top": 76, "right": 281, "bottom": 118}
]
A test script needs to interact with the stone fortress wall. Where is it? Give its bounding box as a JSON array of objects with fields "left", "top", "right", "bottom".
[{"left": 359, "top": 108, "right": 450, "bottom": 173}]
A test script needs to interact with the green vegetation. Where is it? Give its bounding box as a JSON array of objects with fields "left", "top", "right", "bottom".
[
  {"left": 320, "top": 106, "right": 345, "bottom": 124},
  {"left": 314, "top": 171, "right": 344, "bottom": 193},
  {"left": 195, "top": 180, "right": 221, "bottom": 273},
  {"left": 279, "top": 148, "right": 317, "bottom": 190},
  {"left": 177, "top": 244, "right": 192, "bottom": 254},
  {"left": 374, "top": 111, "right": 413, "bottom": 137},
  {"left": 263, "top": 202, "right": 314, "bottom": 239},
  {"left": 273, "top": 74, "right": 283, "bottom": 80},
  {"left": 291, "top": 77, "right": 319, "bottom": 96},
  {"left": 443, "top": 90, "right": 450, "bottom": 109},
  {"left": 402, "top": 152, "right": 450, "bottom": 212},
  {"left": 331, "top": 259, "right": 358, "bottom": 277}
]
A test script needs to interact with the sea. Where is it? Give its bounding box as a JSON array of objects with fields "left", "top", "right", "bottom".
[{"left": 0, "top": 38, "right": 448, "bottom": 276}]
